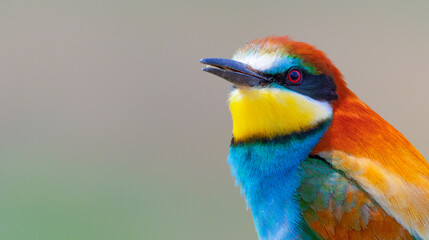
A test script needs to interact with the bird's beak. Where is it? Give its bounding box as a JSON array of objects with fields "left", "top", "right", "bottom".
[{"left": 200, "top": 58, "right": 270, "bottom": 87}]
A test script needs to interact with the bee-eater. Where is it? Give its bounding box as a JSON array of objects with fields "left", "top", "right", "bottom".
[{"left": 200, "top": 36, "right": 429, "bottom": 240}]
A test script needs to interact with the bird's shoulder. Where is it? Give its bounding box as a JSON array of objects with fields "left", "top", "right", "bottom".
[
  {"left": 311, "top": 94, "right": 429, "bottom": 239},
  {"left": 298, "top": 157, "right": 413, "bottom": 240}
]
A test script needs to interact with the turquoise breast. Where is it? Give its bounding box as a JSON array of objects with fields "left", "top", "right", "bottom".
[{"left": 228, "top": 120, "right": 331, "bottom": 240}]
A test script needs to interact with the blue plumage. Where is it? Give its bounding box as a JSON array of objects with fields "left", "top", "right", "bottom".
[{"left": 228, "top": 121, "right": 331, "bottom": 239}]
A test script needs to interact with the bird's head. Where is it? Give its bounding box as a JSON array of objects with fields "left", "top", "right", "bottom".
[{"left": 201, "top": 36, "right": 347, "bottom": 142}]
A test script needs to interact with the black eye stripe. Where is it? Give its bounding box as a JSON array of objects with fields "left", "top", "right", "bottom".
[
  {"left": 262, "top": 68, "right": 304, "bottom": 85},
  {"left": 261, "top": 68, "right": 337, "bottom": 101}
]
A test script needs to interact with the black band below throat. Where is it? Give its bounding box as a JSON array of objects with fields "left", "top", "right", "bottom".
[{"left": 231, "top": 119, "right": 332, "bottom": 146}]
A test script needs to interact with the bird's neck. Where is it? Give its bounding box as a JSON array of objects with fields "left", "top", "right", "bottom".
[{"left": 228, "top": 121, "right": 330, "bottom": 240}]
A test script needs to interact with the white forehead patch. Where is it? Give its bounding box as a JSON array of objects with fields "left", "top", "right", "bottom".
[{"left": 232, "top": 52, "right": 281, "bottom": 71}]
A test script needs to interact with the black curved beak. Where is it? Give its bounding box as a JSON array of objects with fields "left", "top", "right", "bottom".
[{"left": 200, "top": 58, "right": 270, "bottom": 87}]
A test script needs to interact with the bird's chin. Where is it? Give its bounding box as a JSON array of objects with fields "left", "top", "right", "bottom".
[{"left": 228, "top": 87, "right": 333, "bottom": 142}]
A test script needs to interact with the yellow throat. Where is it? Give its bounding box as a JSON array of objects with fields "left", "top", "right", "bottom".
[{"left": 228, "top": 87, "right": 333, "bottom": 142}]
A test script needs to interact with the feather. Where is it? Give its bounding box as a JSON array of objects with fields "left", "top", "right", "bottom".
[
  {"left": 299, "top": 157, "right": 413, "bottom": 240},
  {"left": 312, "top": 87, "right": 429, "bottom": 239}
]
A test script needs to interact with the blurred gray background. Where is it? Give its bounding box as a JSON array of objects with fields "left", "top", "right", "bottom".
[{"left": 0, "top": 1, "right": 428, "bottom": 239}]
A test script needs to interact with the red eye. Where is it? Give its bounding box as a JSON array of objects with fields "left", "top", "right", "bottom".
[{"left": 287, "top": 69, "right": 302, "bottom": 84}]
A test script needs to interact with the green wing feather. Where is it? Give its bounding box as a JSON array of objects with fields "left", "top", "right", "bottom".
[{"left": 297, "top": 157, "right": 413, "bottom": 240}]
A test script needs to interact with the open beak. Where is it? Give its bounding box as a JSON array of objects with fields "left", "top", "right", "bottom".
[{"left": 200, "top": 58, "right": 270, "bottom": 87}]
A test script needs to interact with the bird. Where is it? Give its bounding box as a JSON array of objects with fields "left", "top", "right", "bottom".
[{"left": 200, "top": 36, "right": 429, "bottom": 240}]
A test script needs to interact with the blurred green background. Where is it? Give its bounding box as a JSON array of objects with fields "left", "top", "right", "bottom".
[{"left": 0, "top": 1, "right": 428, "bottom": 239}]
